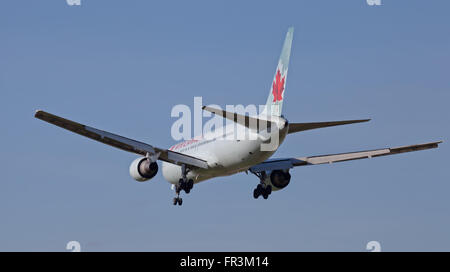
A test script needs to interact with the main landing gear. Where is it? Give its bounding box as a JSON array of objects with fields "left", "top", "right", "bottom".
[
  {"left": 250, "top": 170, "right": 272, "bottom": 200},
  {"left": 253, "top": 183, "right": 272, "bottom": 199},
  {"left": 173, "top": 164, "right": 194, "bottom": 206}
]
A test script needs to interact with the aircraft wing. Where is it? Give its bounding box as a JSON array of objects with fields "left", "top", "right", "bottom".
[
  {"left": 34, "top": 110, "right": 209, "bottom": 169},
  {"left": 249, "top": 141, "right": 442, "bottom": 172}
]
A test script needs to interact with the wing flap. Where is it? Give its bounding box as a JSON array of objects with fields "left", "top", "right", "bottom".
[{"left": 34, "top": 110, "right": 208, "bottom": 169}]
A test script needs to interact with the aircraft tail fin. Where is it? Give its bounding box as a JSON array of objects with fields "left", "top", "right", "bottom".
[{"left": 261, "top": 27, "right": 294, "bottom": 117}]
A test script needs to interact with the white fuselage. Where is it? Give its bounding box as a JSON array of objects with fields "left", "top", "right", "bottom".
[{"left": 162, "top": 117, "right": 289, "bottom": 185}]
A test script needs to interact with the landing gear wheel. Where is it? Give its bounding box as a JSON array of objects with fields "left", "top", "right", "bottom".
[
  {"left": 184, "top": 179, "right": 194, "bottom": 194},
  {"left": 173, "top": 197, "right": 183, "bottom": 205},
  {"left": 187, "top": 179, "right": 194, "bottom": 190},
  {"left": 253, "top": 184, "right": 272, "bottom": 200},
  {"left": 253, "top": 188, "right": 260, "bottom": 199},
  {"left": 266, "top": 185, "right": 272, "bottom": 195},
  {"left": 262, "top": 185, "right": 272, "bottom": 199},
  {"left": 253, "top": 184, "right": 265, "bottom": 199},
  {"left": 256, "top": 184, "right": 263, "bottom": 191}
]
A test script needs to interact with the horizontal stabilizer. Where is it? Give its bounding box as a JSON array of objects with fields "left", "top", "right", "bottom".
[
  {"left": 202, "top": 106, "right": 273, "bottom": 130},
  {"left": 288, "top": 119, "right": 370, "bottom": 134}
]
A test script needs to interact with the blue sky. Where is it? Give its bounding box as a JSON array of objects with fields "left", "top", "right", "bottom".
[{"left": 0, "top": 0, "right": 449, "bottom": 251}]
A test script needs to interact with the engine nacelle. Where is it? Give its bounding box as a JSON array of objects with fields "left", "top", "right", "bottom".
[
  {"left": 269, "top": 169, "right": 291, "bottom": 190},
  {"left": 129, "top": 157, "right": 158, "bottom": 182}
]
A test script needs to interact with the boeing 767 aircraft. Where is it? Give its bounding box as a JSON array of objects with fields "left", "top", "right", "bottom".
[{"left": 35, "top": 27, "right": 441, "bottom": 205}]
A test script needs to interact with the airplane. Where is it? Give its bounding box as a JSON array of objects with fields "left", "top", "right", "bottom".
[{"left": 35, "top": 27, "right": 442, "bottom": 206}]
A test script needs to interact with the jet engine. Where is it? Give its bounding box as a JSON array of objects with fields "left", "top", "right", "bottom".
[
  {"left": 269, "top": 169, "right": 291, "bottom": 190},
  {"left": 129, "top": 157, "right": 158, "bottom": 182}
]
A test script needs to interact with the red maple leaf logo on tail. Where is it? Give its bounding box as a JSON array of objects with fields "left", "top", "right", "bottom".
[{"left": 272, "top": 69, "right": 285, "bottom": 102}]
